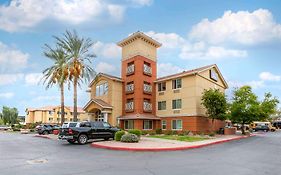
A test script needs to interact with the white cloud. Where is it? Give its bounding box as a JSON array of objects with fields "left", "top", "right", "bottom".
[
  {"left": 157, "top": 63, "right": 183, "bottom": 77},
  {"left": 0, "top": 73, "right": 24, "bottom": 85},
  {"left": 259, "top": 72, "right": 281, "bottom": 82},
  {"left": 25, "top": 73, "right": 43, "bottom": 86},
  {"left": 179, "top": 42, "right": 247, "bottom": 60},
  {"left": 189, "top": 9, "right": 281, "bottom": 45},
  {"left": 95, "top": 62, "right": 117, "bottom": 74},
  {"left": 93, "top": 41, "right": 121, "bottom": 59},
  {"left": 0, "top": 92, "right": 14, "bottom": 99},
  {"left": 32, "top": 95, "right": 59, "bottom": 102},
  {"left": 0, "top": 42, "right": 29, "bottom": 73},
  {"left": 228, "top": 80, "right": 264, "bottom": 89},
  {"left": 0, "top": 0, "right": 126, "bottom": 32},
  {"left": 145, "top": 31, "right": 186, "bottom": 49},
  {"left": 130, "top": 0, "right": 153, "bottom": 6}
]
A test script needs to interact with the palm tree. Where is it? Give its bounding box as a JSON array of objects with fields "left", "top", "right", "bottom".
[
  {"left": 55, "top": 30, "right": 96, "bottom": 122},
  {"left": 42, "top": 45, "right": 69, "bottom": 125}
]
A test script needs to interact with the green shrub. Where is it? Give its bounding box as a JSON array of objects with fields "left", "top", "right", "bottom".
[
  {"left": 208, "top": 132, "right": 215, "bottom": 137},
  {"left": 114, "top": 130, "right": 125, "bottom": 141},
  {"left": 12, "top": 124, "right": 22, "bottom": 131},
  {"left": 183, "top": 130, "right": 190, "bottom": 135},
  {"left": 121, "top": 134, "right": 139, "bottom": 143},
  {"left": 149, "top": 131, "right": 156, "bottom": 135},
  {"left": 171, "top": 130, "right": 178, "bottom": 135},
  {"left": 141, "top": 130, "right": 149, "bottom": 135},
  {"left": 165, "top": 130, "right": 173, "bottom": 135},
  {"left": 128, "top": 129, "right": 141, "bottom": 137},
  {"left": 155, "top": 128, "right": 162, "bottom": 134}
]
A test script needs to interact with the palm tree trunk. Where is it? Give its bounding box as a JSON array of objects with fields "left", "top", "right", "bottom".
[
  {"left": 60, "top": 84, "right": 65, "bottom": 125},
  {"left": 73, "top": 77, "right": 78, "bottom": 122}
]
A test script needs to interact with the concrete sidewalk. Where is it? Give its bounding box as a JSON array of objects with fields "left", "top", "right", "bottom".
[{"left": 91, "top": 135, "right": 253, "bottom": 151}]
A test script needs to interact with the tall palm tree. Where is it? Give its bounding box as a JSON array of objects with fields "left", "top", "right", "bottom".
[
  {"left": 42, "top": 45, "right": 69, "bottom": 125},
  {"left": 55, "top": 30, "right": 96, "bottom": 122}
]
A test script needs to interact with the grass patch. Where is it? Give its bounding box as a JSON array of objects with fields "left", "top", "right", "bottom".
[{"left": 149, "top": 135, "right": 208, "bottom": 142}]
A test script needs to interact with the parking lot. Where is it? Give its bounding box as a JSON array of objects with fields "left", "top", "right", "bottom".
[{"left": 0, "top": 131, "right": 281, "bottom": 175}]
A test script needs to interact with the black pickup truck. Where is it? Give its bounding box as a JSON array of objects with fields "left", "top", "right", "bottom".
[{"left": 58, "top": 121, "right": 119, "bottom": 144}]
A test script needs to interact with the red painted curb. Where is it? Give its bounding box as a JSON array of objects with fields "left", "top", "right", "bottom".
[
  {"left": 34, "top": 135, "right": 51, "bottom": 139},
  {"left": 91, "top": 135, "right": 253, "bottom": 152}
]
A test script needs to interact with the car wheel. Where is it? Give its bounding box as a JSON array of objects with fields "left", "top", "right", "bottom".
[
  {"left": 78, "top": 134, "right": 88, "bottom": 145},
  {"left": 67, "top": 140, "right": 76, "bottom": 144},
  {"left": 42, "top": 131, "right": 48, "bottom": 135}
]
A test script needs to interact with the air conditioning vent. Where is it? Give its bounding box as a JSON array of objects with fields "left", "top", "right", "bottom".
[
  {"left": 173, "top": 110, "right": 180, "bottom": 114},
  {"left": 173, "top": 89, "right": 180, "bottom": 93},
  {"left": 159, "top": 92, "right": 164, "bottom": 95}
]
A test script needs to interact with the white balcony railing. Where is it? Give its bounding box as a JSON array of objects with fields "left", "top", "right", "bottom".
[
  {"left": 143, "top": 64, "right": 152, "bottom": 75},
  {"left": 126, "top": 65, "right": 135, "bottom": 74},
  {"left": 126, "top": 84, "right": 134, "bottom": 93},
  {"left": 143, "top": 84, "right": 152, "bottom": 93},
  {"left": 125, "top": 102, "right": 134, "bottom": 111},
  {"left": 143, "top": 102, "right": 152, "bottom": 112}
]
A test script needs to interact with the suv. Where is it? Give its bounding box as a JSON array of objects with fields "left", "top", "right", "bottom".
[
  {"left": 58, "top": 121, "right": 120, "bottom": 144},
  {"left": 36, "top": 124, "right": 61, "bottom": 135}
]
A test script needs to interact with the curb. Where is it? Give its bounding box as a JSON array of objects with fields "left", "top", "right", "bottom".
[
  {"left": 34, "top": 135, "right": 51, "bottom": 139},
  {"left": 91, "top": 135, "right": 253, "bottom": 152}
]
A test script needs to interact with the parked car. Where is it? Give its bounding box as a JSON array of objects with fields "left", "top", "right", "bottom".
[
  {"left": 36, "top": 124, "right": 61, "bottom": 135},
  {"left": 58, "top": 121, "right": 120, "bottom": 144},
  {"left": 272, "top": 121, "right": 281, "bottom": 129},
  {"left": 61, "top": 122, "right": 80, "bottom": 128},
  {"left": 250, "top": 122, "right": 276, "bottom": 132}
]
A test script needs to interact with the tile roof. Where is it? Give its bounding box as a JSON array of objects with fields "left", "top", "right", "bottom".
[
  {"left": 26, "top": 106, "right": 85, "bottom": 113},
  {"left": 119, "top": 113, "right": 160, "bottom": 120},
  {"left": 156, "top": 64, "right": 216, "bottom": 82},
  {"left": 83, "top": 98, "right": 113, "bottom": 110}
]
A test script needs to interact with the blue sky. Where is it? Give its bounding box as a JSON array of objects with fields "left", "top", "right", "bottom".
[{"left": 0, "top": 0, "right": 281, "bottom": 115}]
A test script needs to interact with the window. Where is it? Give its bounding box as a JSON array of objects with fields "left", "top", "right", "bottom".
[
  {"left": 143, "top": 120, "right": 153, "bottom": 130},
  {"left": 48, "top": 111, "right": 54, "bottom": 115},
  {"left": 172, "top": 120, "right": 182, "bottom": 130},
  {"left": 172, "top": 99, "right": 182, "bottom": 109},
  {"left": 158, "top": 101, "right": 166, "bottom": 110},
  {"left": 80, "top": 122, "right": 91, "bottom": 127},
  {"left": 158, "top": 82, "right": 166, "bottom": 91},
  {"left": 103, "top": 122, "right": 111, "bottom": 128},
  {"left": 143, "top": 62, "right": 152, "bottom": 75},
  {"left": 127, "top": 62, "right": 135, "bottom": 74},
  {"left": 124, "top": 120, "right": 134, "bottom": 129},
  {"left": 162, "top": 120, "right": 167, "bottom": 130},
  {"left": 48, "top": 117, "right": 53, "bottom": 121},
  {"left": 210, "top": 69, "right": 218, "bottom": 81},
  {"left": 96, "top": 82, "right": 108, "bottom": 96},
  {"left": 172, "top": 79, "right": 182, "bottom": 89}
]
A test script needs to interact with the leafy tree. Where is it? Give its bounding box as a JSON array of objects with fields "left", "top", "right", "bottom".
[
  {"left": 42, "top": 46, "right": 68, "bottom": 124},
  {"left": 1, "top": 106, "right": 18, "bottom": 125},
  {"left": 55, "top": 30, "right": 96, "bottom": 121},
  {"left": 259, "top": 93, "right": 279, "bottom": 121},
  {"left": 201, "top": 89, "right": 228, "bottom": 123},
  {"left": 230, "top": 86, "right": 260, "bottom": 134}
]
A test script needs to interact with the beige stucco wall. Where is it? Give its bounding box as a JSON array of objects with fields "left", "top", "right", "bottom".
[
  {"left": 121, "top": 39, "right": 157, "bottom": 61},
  {"left": 156, "top": 67, "right": 227, "bottom": 118}
]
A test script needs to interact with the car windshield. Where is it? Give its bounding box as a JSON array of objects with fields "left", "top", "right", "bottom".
[{"left": 69, "top": 123, "right": 78, "bottom": 127}]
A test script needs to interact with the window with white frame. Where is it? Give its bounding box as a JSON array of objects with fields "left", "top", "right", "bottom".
[
  {"left": 143, "top": 120, "right": 153, "bottom": 130},
  {"left": 172, "top": 79, "right": 182, "bottom": 89},
  {"left": 158, "top": 82, "right": 166, "bottom": 91},
  {"left": 172, "top": 120, "right": 182, "bottom": 130},
  {"left": 172, "top": 99, "right": 182, "bottom": 109},
  {"left": 124, "top": 120, "right": 134, "bottom": 129},
  {"left": 96, "top": 82, "right": 108, "bottom": 96},
  {"left": 158, "top": 101, "right": 166, "bottom": 110},
  {"left": 162, "top": 120, "right": 167, "bottom": 130}
]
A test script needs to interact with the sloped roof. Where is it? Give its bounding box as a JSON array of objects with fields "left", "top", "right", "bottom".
[
  {"left": 117, "top": 31, "right": 162, "bottom": 48},
  {"left": 89, "top": 72, "right": 123, "bottom": 87},
  {"left": 83, "top": 98, "right": 113, "bottom": 110},
  {"left": 26, "top": 106, "right": 85, "bottom": 113}
]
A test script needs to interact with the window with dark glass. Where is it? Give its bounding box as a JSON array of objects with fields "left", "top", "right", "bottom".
[
  {"left": 158, "top": 82, "right": 166, "bottom": 91},
  {"left": 172, "top": 99, "right": 182, "bottom": 109},
  {"left": 172, "top": 79, "right": 182, "bottom": 89},
  {"left": 158, "top": 101, "right": 166, "bottom": 110}
]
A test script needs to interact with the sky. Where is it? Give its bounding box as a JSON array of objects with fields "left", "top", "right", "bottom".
[{"left": 0, "top": 0, "right": 281, "bottom": 115}]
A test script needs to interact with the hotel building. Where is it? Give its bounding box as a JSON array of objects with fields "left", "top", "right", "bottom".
[{"left": 84, "top": 31, "right": 228, "bottom": 133}]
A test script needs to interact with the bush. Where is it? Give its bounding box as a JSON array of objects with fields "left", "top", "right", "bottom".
[
  {"left": 12, "top": 124, "right": 22, "bottom": 131},
  {"left": 208, "top": 132, "right": 215, "bottom": 137},
  {"left": 114, "top": 130, "right": 125, "bottom": 141},
  {"left": 128, "top": 129, "right": 141, "bottom": 137},
  {"left": 165, "top": 130, "right": 173, "bottom": 135},
  {"left": 183, "top": 130, "right": 190, "bottom": 135},
  {"left": 121, "top": 134, "right": 139, "bottom": 143},
  {"left": 155, "top": 128, "right": 162, "bottom": 134},
  {"left": 141, "top": 130, "right": 149, "bottom": 135}
]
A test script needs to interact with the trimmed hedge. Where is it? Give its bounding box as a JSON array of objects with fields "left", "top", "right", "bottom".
[
  {"left": 121, "top": 134, "right": 139, "bottom": 143},
  {"left": 114, "top": 130, "right": 125, "bottom": 141},
  {"left": 128, "top": 129, "right": 141, "bottom": 137}
]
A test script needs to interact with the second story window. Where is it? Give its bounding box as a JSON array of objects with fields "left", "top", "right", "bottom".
[
  {"left": 127, "top": 62, "right": 135, "bottom": 75},
  {"left": 143, "top": 62, "right": 152, "bottom": 75},
  {"left": 125, "top": 99, "right": 134, "bottom": 112},
  {"left": 96, "top": 82, "right": 108, "bottom": 96},
  {"left": 172, "top": 79, "right": 182, "bottom": 89},
  {"left": 143, "top": 99, "right": 152, "bottom": 112},
  {"left": 158, "top": 82, "right": 166, "bottom": 91},
  {"left": 172, "top": 99, "right": 182, "bottom": 109},
  {"left": 143, "top": 81, "right": 152, "bottom": 93},
  {"left": 158, "top": 101, "right": 166, "bottom": 110},
  {"left": 126, "top": 82, "right": 134, "bottom": 93}
]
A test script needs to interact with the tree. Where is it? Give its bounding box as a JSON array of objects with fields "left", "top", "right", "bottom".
[
  {"left": 259, "top": 92, "right": 279, "bottom": 121},
  {"left": 55, "top": 30, "right": 96, "bottom": 122},
  {"left": 42, "top": 46, "right": 68, "bottom": 124},
  {"left": 1, "top": 106, "right": 18, "bottom": 125},
  {"left": 230, "top": 86, "right": 260, "bottom": 134},
  {"left": 201, "top": 89, "right": 228, "bottom": 123}
]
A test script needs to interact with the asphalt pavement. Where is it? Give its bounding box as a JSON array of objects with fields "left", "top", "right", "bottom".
[{"left": 0, "top": 131, "right": 280, "bottom": 175}]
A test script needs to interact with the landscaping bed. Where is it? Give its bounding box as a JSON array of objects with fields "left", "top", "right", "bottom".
[{"left": 148, "top": 135, "right": 209, "bottom": 142}]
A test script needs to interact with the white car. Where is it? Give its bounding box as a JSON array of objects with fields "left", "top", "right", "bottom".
[{"left": 61, "top": 122, "right": 80, "bottom": 128}]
